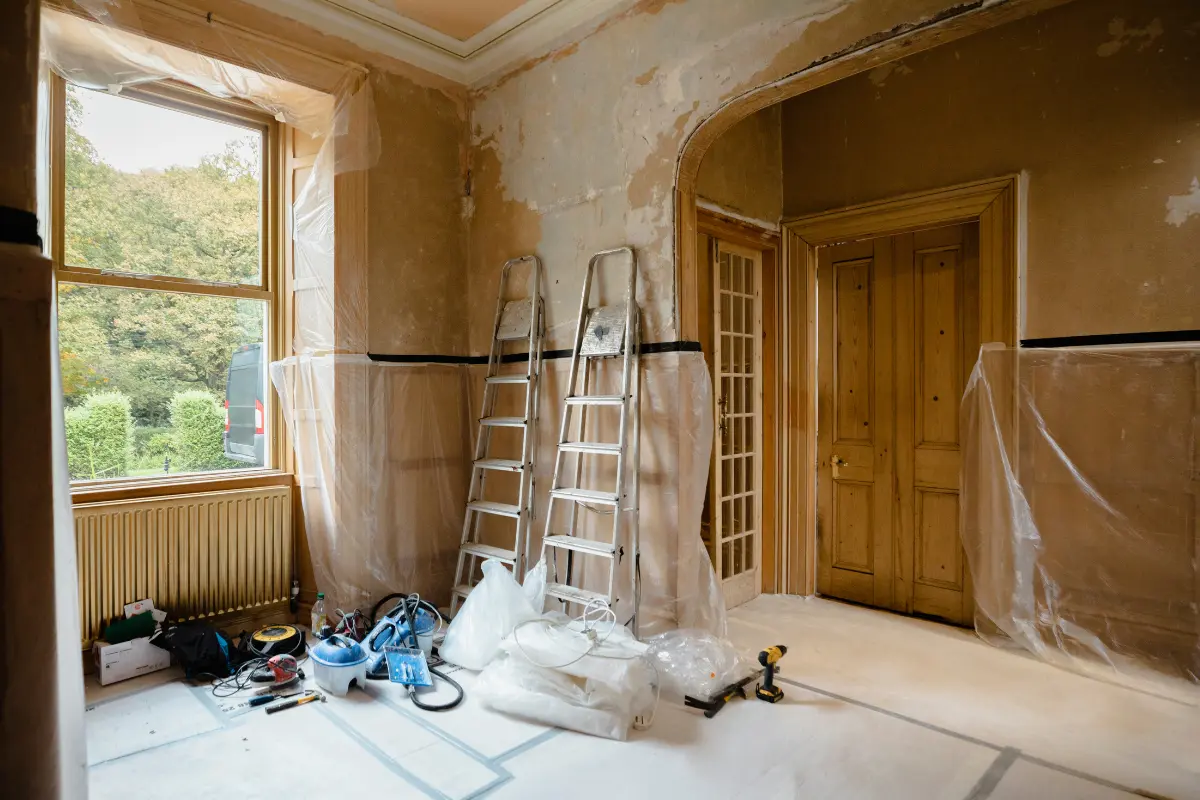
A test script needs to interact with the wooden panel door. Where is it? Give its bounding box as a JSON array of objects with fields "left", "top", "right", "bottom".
[
  {"left": 894, "top": 225, "right": 979, "bottom": 624},
  {"left": 817, "top": 222, "right": 979, "bottom": 624},
  {"left": 816, "top": 238, "right": 896, "bottom": 609},
  {"left": 712, "top": 241, "right": 763, "bottom": 608}
]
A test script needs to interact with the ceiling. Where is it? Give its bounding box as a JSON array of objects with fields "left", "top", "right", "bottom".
[{"left": 245, "top": 0, "right": 625, "bottom": 85}]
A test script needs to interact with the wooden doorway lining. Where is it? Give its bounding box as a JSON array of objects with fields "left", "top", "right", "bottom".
[
  {"left": 696, "top": 209, "right": 781, "bottom": 596},
  {"left": 782, "top": 175, "right": 1021, "bottom": 597}
]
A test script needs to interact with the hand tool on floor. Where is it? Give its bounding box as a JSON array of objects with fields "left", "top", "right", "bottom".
[
  {"left": 266, "top": 690, "right": 325, "bottom": 714},
  {"left": 755, "top": 645, "right": 787, "bottom": 703},
  {"left": 684, "top": 672, "right": 760, "bottom": 719}
]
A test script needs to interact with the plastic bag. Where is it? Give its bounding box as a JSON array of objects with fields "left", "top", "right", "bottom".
[
  {"left": 438, "top": 559, "right": 540, "bottom": 670},
  {"left": 521, "top": 558, "right": 547, "bottom": 611},
  {"left": 502, "top": 617, "right": 651, "bottom": 687},
  {"left": 645, "top": 629, "right": 757, "bottom": 700},
  {"left": 475, "top": 654, "right": 635, "bottom": 741}
]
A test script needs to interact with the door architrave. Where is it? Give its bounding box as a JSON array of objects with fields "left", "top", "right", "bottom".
[{"left": 782, "top": 175, "right": 1022, "bottom": 596}]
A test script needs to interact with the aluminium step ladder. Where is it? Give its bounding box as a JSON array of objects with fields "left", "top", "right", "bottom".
[
  {"left": 540, "top": 247, "right": 642, "bottom": 632},
  {"left": 450, "top": 256, "right": 545, "bottom": 616}
]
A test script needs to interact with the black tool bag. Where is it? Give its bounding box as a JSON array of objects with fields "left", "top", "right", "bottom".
[{"left": 150, "top": 621, "right": 239, "bottom": 678}]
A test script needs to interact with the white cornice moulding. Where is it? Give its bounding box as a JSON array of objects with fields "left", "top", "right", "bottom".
[{"left": 237, "top": 0, "right": 625, "bottom": 86}]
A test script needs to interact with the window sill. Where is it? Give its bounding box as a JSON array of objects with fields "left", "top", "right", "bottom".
[{"left": 71, "top": 469, "right": 293, "bottom": 506}]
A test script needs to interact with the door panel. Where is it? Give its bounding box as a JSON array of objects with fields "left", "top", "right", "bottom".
[
  {"left": 817, "top": 238, "right": 895, "bottom": 610},
  {"left": 817, "top": 222, "right": 979, "bottom": 624},
  {"left": 712, "top": 241, "right": 763, "bottom": 608}
]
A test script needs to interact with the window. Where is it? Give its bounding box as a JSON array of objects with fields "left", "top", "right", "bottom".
[{"left": 50, "top": 78, "right": 283, "bottom": 483}]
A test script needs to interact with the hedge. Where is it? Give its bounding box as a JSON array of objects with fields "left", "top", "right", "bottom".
[
  {"left": 170, "top": 390, "right": 238, "bottom": 472},
  {"left": 64, "top": 391, "right": 132, "bottom": 479}
]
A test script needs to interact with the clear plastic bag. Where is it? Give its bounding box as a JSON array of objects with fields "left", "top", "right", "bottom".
[
  {"left": 645, "top": 629, "right": 757, "bottom": 700},
  {"left": 438, "top": 559, "right": 540, "bottom": 671},
  {"left": 475, "top": 654, "right": 635, "bottom": 741}
]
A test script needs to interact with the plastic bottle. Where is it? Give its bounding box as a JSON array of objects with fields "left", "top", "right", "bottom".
[{"left": 311, "top": 592, "right": 327, "bottom": 638}]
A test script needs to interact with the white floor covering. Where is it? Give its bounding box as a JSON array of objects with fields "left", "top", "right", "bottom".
[{"left": 85, "top": 596, "right": 1200, "bottom": 799}]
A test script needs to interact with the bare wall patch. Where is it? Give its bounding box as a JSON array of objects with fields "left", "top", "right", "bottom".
[
  {"left": 1097, "top": 17, "right": 1164, "bottom": 57},
  {"left": 1165, "top": 178, "right": 1200, "bottom": 228}
]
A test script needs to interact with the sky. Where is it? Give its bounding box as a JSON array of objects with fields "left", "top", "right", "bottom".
[{"left": 74, "top": 86, "right": 259, "bottom": 173}]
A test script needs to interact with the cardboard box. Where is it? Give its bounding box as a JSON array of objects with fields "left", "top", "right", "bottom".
[{"left": 93, "top": 636, "right": 171, "bottom": 686}]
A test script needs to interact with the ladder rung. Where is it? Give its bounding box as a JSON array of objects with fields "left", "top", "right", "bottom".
[
  {"left": 545, "top": 582, "right": 610, "bottom": 608},
  {"left": 475, "top": 458, "right": 524, "bottom": 472},
  {"left": 565, "top": 395, "right": 623, "bottom": 406},
  {"left": 543, "top": 534, "right": 615, "bottom": 557},
  {"left": 480, "top": 416, "right": 526, "bottom": 428},
  {"left": 485, "top": 374, "right": 530, "bottom": 385},
  {"left": 461, "top": 542, "right": 517, "bottom": 563},
  {"left": 559, "top": 442, "right": 620, "bottom": 455},
  {"left": 550, "top": 487, "right": 618, "bottom": 506},
  {"left": 467, "top": 500, "right": 521, "bottom": 518},
  {"left": 451, "top": 583, "right": 473, "bottom": 599}
]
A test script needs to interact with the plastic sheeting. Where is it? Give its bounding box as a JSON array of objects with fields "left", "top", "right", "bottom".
[
  {"left": 271, "top": 351, "right": 727, "bottom": 637},
  {"left": 39, "top": 6, "right": 379, "bottom": 355},
  {"left": 963, "top": 344, "right": 1200, "bottom": 687}
]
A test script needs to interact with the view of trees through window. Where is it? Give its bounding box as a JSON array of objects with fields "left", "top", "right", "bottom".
[{"left": 58, "top": 85, "right": 268, "bottom": 480}]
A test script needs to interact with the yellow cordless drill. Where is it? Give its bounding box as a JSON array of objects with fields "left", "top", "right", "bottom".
[{"left": 755, "top": 645, "right": 787, "bottom": 703}]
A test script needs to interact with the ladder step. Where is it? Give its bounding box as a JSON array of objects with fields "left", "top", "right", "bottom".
[
  {"left": 550, "top": 487, "right": 619, "bottom": 506},
  {"left": 485, "top": 374, "right": 530, "bottom": 385},
  {"left": 467, "top": 500, "right": 521, "bottom": 518},
  {"left": 480, "top": 416, "right": 526, "bottom": 428},
  {"left": 451, "top": 583, "right": 473, "bottom": 599},
  {"left": 545, "top": 582, "right": 610, "bottom": 608},
  {"left": 543, "top": 534, "right": 615, "bottom": 557},
  {"left": 475, "top": 458, "right": 524, "bottom": 472},
  {"left": 559, "top": 441, "right": 621, "bottom": 455},
  {"left": 565, "top": 395, "right": 624, "bottom": 406},
  {"left": 460, "top": 542, "right": 517, "bottom": 563}
]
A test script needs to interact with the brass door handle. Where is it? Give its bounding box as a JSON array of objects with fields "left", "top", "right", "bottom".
[{"left": 832, "top": 455, "right": 848, "bottom": 467}]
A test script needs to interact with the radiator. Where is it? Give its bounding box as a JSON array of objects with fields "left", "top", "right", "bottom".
[{"left": 74, "top": 485, "right": 293, "bottom": 647}]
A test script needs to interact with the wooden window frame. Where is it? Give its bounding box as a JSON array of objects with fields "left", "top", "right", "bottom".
[{"left": 48, "top": 74, "right": 291, "bottom": 499}]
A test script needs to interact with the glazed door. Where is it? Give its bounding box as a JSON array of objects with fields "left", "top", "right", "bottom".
[
  {"left": 712, "top": 240, "right": 763, "bottom": 608},
  {"left": 816, "top": 223, "right": 979, "bottom": 623}
]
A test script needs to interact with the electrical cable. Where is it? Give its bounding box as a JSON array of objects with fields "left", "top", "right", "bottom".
[{"left": 365, "top": 591, "right": 463, "bottom": 710}]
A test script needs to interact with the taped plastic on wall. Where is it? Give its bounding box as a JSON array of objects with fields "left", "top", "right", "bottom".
[
  {"left": 271, "top": 351, "right": 728, "bottom": 639},
  {"left": 962, "top": 344, "right": 1200, "bottom": 687},
  {"left": 39, "top": 5, "right": 379, "bottom": 354}
]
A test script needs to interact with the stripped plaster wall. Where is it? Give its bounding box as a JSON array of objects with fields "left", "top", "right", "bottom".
[
  {"left": 781, "top": 0, "right": 1200, "bottom": 339},
  {"left": 465, "top": 0, "right": 1027, "bottom": 353},
  {"left": 696, "top": 105, "right": 783, "bottom": 227},
  {"left": 366, "top": 69, "right": 470, "bottom": 355}
]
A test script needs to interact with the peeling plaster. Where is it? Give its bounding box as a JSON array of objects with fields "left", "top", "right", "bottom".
[
  {"left": 1097, "top": 17, "right": 1164, "bottom": 56},
  {"left": 1165, "top": 178, "right": 1200, "bottom": 227}
]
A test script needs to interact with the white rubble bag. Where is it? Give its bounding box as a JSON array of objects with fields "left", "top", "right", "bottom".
[
  {"left": 475, "top": 613, "right": 658, "bottom": 740},
  {"left": 439, "top": 558, "right": 545, "bottom": 671},
  {"left": 475, "top": 654, "right": 641, "bottom": 741}
]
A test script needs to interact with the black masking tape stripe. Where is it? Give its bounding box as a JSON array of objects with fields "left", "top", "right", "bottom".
[
  {"left": 0, "top": 207, "right": 42, "bottom": 248},
  {"left": 367, "top": 340, "right": 702, "bottom": 364},
  {"left": 1021, "top": 330, "right": 1200, "bottom": 348}
]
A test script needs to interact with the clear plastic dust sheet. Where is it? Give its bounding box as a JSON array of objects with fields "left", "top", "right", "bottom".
[
  {"left": 962, "top": 343, "right": 1199, "bottom": 687},
  {"left": 270, "top": 351, "right": 728, "bottom": 637}
]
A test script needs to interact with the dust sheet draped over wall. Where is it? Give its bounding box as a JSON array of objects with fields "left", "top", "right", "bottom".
[
  {"left": 270, "top": 352, "right": 727, "bottom": 636},
  {"left": 962, "top": 344, "right": 1199, "bottom": 688}
]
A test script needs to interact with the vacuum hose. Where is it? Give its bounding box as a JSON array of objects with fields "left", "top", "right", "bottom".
[{"left": 370, "top": 592, "right": 464, "bottom": 712}]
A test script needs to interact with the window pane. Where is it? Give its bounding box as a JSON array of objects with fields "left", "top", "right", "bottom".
[
  {"left": 59, "top": 284, "right": 267, "bottom": 480},
  {"left": 64, "top": 85, "right": 263, "bottom": 285}
]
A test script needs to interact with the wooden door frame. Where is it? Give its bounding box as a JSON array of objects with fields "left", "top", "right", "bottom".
[
  {"left": 697, "top": 208, "right": 781, "bottom": 594},
  {"left": 781, "top": 175, "right": 1022, "bottom": 596}
]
